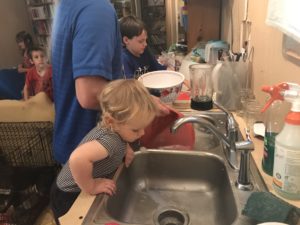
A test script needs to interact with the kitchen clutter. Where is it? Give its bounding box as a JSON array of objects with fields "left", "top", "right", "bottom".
[
  {"left": 165, "top": 39, "right": 254, "bottom": 113},
  {"left": 244, "top": 99, "right": 263, "bottom": 134},
  {"left": 212, "top": 60, "right": 252, "bottom": 111}
]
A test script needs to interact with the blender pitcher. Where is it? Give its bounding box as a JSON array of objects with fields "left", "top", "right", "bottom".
[{"left": 189, "top": 64, "right": 213, "bottom": 110}]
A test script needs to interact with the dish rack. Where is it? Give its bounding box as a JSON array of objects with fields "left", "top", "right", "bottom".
[{"left": 0, "top": 121, "right": 56, "bottom": 167}]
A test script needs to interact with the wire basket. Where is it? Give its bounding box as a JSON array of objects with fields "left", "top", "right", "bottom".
[{"left": 0, "top": 122, "right": 56, "bottom": 167}]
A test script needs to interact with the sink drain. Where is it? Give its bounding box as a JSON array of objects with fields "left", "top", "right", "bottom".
[{"left": 153, "top": 207, "right": 189, "bottom": 225}]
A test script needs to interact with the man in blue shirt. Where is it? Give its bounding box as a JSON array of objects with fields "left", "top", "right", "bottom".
[{"left": 51, "top": 0, "right": 122, "bottom": 164}]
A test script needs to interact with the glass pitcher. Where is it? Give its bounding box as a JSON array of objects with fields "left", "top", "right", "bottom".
[{"left": 189, "top": 63, "right": 213, "bottom": 110}]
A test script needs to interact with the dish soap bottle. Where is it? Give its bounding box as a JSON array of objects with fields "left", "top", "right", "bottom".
[
  {"left": 262, "top": 82, "right": 300, "bottom": 200},
  {"left": 261, "top": 100, "right": 285, "bottom": 176}
]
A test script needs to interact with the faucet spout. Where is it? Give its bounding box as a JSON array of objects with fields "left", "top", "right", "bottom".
[
  {"left": 171, "top": 116, "right": 231, "bottom": 148},
  {"left": 171, "top": 116, "right": 238, "bottom": 170},
  {"left": 171, "top": 115, "right": 255, "bottom": 191}
]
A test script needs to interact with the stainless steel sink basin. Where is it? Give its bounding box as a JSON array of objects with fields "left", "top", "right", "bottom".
[
  {"left": 104, "top": 150, "right": 236, "bottom": 225},
  {"left": 83, "top": 110, "right": 268, "bottom": 225}
]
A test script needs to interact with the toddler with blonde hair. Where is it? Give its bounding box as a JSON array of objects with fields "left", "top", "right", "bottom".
[{"left": 50, "top": 79, "right": 158, "bottom": 224}]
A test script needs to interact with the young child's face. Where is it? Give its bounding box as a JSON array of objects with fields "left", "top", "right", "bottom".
[
  {"left": 31, "top": 50, "right": 47, "bottom": 69},
  {"left": 124, "top": 30, "right": 148, "bottom": 57},
  {"left": 115, "top": 113, "right": 155, "bottom": 143},
  {"left": 17, "top": 41, "right": 26, "bottom": 50}
]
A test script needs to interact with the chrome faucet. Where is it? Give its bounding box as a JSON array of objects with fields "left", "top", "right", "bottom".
[
  {"left": 213, "top": 101, "right": 239, "bottom": 160},
  {"left": 170, "top": 102, "right": 255, "bottom": 191}
]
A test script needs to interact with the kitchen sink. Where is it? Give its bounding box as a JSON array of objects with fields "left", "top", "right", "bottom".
[
  {"left": 103, "top": 150, "right": 236, "bottom": 225},
  {"left": 83, "top": 110, "right": 268, "bottom": 225}
]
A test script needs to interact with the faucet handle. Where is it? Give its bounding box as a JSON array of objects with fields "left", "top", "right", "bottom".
[
  {"left": 235, "top": 128, "right": 254, "bottom": 152},
  {"left": 235, "top": 128, "right": 254, "bottom": 191},
  {"left": 244, "top": 128, "right": 252, "bottom": 141},
  {"left": 235, "top": 140, "right": 254, "bottom": 152}
]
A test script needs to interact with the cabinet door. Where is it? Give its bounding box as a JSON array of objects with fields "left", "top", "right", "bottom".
[
  {"left": 187, "top": 0, "right": 221, "bottom": 50},
  {"left": 111, "top": 0, "right": 137, "bottom": 18},
  {"left": 140, "top": 0, "right": 167, "bottom": 55}
]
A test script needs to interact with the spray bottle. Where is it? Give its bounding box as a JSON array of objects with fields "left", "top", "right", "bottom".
[
  {"left": 262, "top": 82, "right": 300, "bottom": 200},
  {"left": 261, "top": 99, "right": 285, "bottom": 176}
]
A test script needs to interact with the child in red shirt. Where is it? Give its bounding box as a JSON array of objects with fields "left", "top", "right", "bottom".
[{"left": 23, "top": 46, "right": 53, "bottom": 101}]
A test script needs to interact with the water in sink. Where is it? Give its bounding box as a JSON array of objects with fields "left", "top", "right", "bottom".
[{"left": 93, "top": 150, "right": 238, "bottom": 225}]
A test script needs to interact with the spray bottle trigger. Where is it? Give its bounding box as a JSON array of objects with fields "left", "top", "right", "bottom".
[{"left": 261, "top": 83, "right": 289, "bottom": 113}]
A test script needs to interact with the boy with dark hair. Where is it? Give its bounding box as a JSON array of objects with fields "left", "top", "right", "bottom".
[{"left": 119, "top": 15, "right": 168, "bottom": 79}]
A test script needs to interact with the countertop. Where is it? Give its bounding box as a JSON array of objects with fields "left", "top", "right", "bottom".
[{"left": 59, "top": 111, "right": 300, "bottom": 225}]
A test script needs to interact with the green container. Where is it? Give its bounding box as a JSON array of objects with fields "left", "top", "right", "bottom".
[{"left": 262, "top": 132, "right": 277, "bottom": 175}]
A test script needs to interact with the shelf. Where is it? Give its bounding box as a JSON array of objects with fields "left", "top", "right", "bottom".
[{"left": 25, "top": 0, "right": 54, "bottom": 48}]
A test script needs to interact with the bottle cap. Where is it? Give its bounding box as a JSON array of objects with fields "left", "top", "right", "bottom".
[{"left": 285, "top": 111, "right": 300, "bottom": 125}]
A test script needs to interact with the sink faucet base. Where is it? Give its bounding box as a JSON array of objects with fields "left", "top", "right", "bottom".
[{"left": 235, "top": 181, "right": 254, "bottom": 191}]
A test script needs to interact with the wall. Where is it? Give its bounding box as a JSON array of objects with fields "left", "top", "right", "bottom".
[
  {"left": 0, "top": 0, "right": 33, "bottom": 68},
  {"left": 249, "top": 0, "right": 300, "bottom": 102},
  {"left": 222, "top": 0, "right": 300, "bottom": 103}
]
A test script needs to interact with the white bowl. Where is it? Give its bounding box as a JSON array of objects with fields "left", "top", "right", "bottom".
[{"left": 138, "top": 70, "right": 185, "bottom": 103}]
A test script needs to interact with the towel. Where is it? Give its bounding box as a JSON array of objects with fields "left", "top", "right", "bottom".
[
  {"left": 266, "top": 0, "right": 300, "bottom": 43},
  {"left": 140, "top": 107, "right": 195, "bottom": 150},
  {"left": 242, "top": 192, "right": 300, "bottom": 225}
]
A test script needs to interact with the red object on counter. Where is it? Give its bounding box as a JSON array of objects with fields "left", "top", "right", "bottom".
[
  {"left": 176, "top": 91, "right": 190, "bottom": 100},
  {"left": 140, "top": 107, "right": 195, "bottom": 150}
]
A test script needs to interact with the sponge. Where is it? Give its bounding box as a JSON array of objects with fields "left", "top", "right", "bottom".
[{"left": 242, "top": 192, "right": 299, "bottom": 225}]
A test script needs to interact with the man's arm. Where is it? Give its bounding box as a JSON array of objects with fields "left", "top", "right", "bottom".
[{"left": 75, "top": 76, "right": 109, "bottom": 110}]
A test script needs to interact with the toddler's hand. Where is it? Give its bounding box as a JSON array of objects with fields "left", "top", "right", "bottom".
[
  {"left": 125, "top": 144, "right": 134, "bottom": 167},
  {"left": 94, "top": 178, "right": 116, "bottom": 196},
  {"left": 151, "top": 95, "right": 170, "bottom": 116}
]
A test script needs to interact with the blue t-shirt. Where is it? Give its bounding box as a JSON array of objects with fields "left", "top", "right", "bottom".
[
  {"left": 122, "top": 47, "right": 166, "bottom": 79},
  {"left": 51, "top": 0, "right": 122, "bottom": 164}
]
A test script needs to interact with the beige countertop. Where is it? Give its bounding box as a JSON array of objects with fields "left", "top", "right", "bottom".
[{"left": 59, "top": 111, "right": 300, "bottom": 225}]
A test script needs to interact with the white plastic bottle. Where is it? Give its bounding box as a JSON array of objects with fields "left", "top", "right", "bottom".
[{"left": 272, "top": 99, "right": 300, "bottom": 200}]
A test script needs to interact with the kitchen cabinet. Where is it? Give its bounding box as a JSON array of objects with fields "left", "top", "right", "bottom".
[
  {"left": 141, "top": 0, "right": 222, "bottom": 53},
  {"left": 110, "top": 0, "right": 137, "bottom": 18},
  {"left": 110, "top": 0, "right": 166, "bottom": 55},
  {"left": 187, "top": 0, "right": 221, "bottom": 50},
  {"left": 110, "top": 0, "right": 222, "bottom": 54},
  {"left": 140, "top": 0, "right": 167, "bottom": 55}
]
